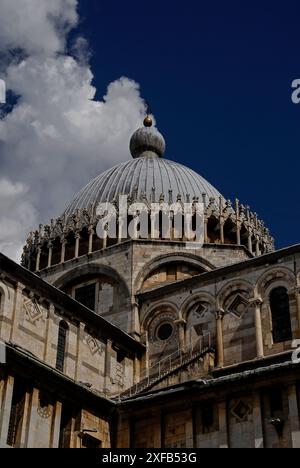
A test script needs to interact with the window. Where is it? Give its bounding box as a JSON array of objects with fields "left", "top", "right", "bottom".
[
  {"left": 7, "top": 379, "right": 26, "bottom": 447},
  {"left": 156, "top": 322, "right": 174, "bottom": 341},
  {"left": 56, "top": 321, "right": 68, "bottom": 372},
  {"left": 270, "top": 287, "right": 292, "bottom": 343},
  {"left": 202, "top": 403, "right": 215, "bottom": 434},
  {"left": 75, "top": 283, "right": 96, "bottom": 311},
  {"left": 270, "top": 389, "right": 283, "bottom": 416}
]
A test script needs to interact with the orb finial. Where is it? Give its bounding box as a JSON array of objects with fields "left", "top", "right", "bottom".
[{"left": 144, "top": 115, "right": 153, "bottom": 128}]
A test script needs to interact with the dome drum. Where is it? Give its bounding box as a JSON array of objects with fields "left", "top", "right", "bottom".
[{"left": 22, "top": 195, "right": 274, "bottom": 272}]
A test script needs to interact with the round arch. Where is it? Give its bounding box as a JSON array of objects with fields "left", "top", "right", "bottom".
[
  {"left": 217, "top": 279, "right": 254, "bottom": 310},
  {"left": 256, "top": 266, "right": 295, "bottom": 299},
  {"left": 141, "top": 300, "right": 180, "bottom": 332},
  {"left": 134, "top": 253, "right": 214, "bottom": 293},
  {"left": 181, "top": 292, "right": 216, "bottom": 321},
  {"left": 53, "top": 263, "right": 130, "bottom": 297}
]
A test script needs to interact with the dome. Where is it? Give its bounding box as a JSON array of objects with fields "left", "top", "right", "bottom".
[
  {"left": 130, "top": 126, "right": 166, "bottom": 159},
  {"left": 64, "top": 155, "right": 223, "bottom": 215},
  {"left": 22, "top": 117, "right": 275, "bottom": 273}
]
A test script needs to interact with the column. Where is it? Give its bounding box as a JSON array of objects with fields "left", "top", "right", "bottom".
[
  {"left": 253, "top": 392, "right": 264, "bottom": 448},
  {"left": 104, "top": 339, "right": 113, "bottom": 395},
  {"left": 253, "top": 298, "right": 264, "bottom": 359},
  {"left": 44, "top": 304, "right": 55, "bottom": 364},
  {"left": 26, "top": 388, "right": 39, "bottom": 448},
  {"left": 130, "top": 302, "right": 141, "bottom": 339},
  {"left": 175, "top": 318, "right": 186, "bottom": 352},
  {"left": 288, "top": 384, "right": 300, "bottom": 448},
  {"left": 88, "top": 228, "right": 94, "bottom": 254},
  {"left": 75, "top": 322, "right": 85, "bottom": 381},
  {"left": 215, "top": 310, "right": 225, "bottom": 368},
  {"left": 35, "top": 246, "right": 42, "bottom": 272},
  {"left": 60, "top": 239, "right": 66, "bottom": 264},
  {"left": 47, "top": 242, "right": 53, "bottom": 269},
  {"left": 204, "top": 218, "right": 208, "bottom": 244},
  {"left": 75, "top": 233, "right": 80, "bottom": 259},
  {"left": 248, "top": 230, "right": 253, "bottom": 253},
  {"left": 218, "top": 401, "right": 229, "bottom": 448},
  {"left": 0, "top": 376, "right": 14, "bottom": 446},
  {"left": 220, "top": 221, "right": 225, "bottom": 244},
  {"left": 10, "top": 283, "right": 25, "bottom": 342},
  {"left": 19, "top": 391, "right": 31, "bottom": 448},
  {"left": 294, "top": 287, "right": 300, "bottom": 338},
  {"left": 50, "top": 401, "right": 62, "bottom": 448},
  {"left": 256, "top": 237, "right": 260, "bottom": 256},
  {"left": 133, "top": 357, "right": 140, "bottom": 385},
  {"left": 103, "top": 228, "right": 108, "bottom": 249}
]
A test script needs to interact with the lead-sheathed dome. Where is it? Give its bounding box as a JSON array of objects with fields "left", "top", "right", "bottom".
[
  {"left": 64, "top": 156, "right": 222, "bottom": 215},
  {"left": 64, "top": 120, "right": 222, "bottom": 214}
]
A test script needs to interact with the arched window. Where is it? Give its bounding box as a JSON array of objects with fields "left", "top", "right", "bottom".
[
  {"left": 270, "top": 287, "right": 292, "bottom": 343},
  {"left": 56, "top": 321, "right": 68, "bottom": 372}
]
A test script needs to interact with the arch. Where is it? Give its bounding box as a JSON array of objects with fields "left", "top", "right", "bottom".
[
  {"left": 181, "top": 292, "right": 216, "bottom": 321},
  {"left": 256, "top": 266, "right": 295, "bottom": 299},
  {"left": 134, "top": 253, "right": 214, "bottom": 293},
  {"left": 56, "top": 320, "right": 69, "bottom": 372},
  {"left": 141, "top": 300, "right": 179, "bottom": 332},
  {"left": 217, "top": 279, "right": 254, "bottom": 310},
  {"left": 53, "top": 263, "right": 130, "bottom": 297},
  {"left": 0, "top": 281, "right": 10, "bottom": 316}
]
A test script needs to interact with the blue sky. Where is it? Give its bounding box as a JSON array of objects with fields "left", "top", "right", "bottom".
[{"left": 76, "top": 0, "right": 300, "bottom": 249}]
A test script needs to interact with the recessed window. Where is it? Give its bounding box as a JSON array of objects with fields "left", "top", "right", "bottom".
[
  {"left": 270, "top": 287, "right": 292, "bottom": 343},
  {"left": 75, "top": 283, "right": 96, "bottom": 312},
  {"left": 56, "top": 321, "right": 68, "bottom": 372},
  {"left": 157, "top": 322, "right": 173, "bottom": 341}
]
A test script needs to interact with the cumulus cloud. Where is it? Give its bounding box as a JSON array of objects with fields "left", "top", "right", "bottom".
[{"left": 0, "top": 0, "right": 146, "bottom": 262}]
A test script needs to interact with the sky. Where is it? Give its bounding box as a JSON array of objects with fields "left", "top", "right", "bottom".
[{"left": 0, "top": 0, "right": 300, "bottom": 260}]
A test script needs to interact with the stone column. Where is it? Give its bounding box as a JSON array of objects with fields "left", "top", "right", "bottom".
[
  {"left": 215, "top": 310, "right": 225, "bottom": 368},
  {"left": 248, "top": 230, "right": 253, "bottom": 253},
  {"left": 44, "top": 304, "right": 55, "bottom": 364},
  {"left": 104, "top": 339, "right": 113, "bottom": 395},
  {"left": 35, "top": 246, "right": 42, "bottom": 272},
  {"left": 10, "top": 283, "right": 25, "bottom": 343},
  {"left": 130, "top": 302, "right": 141, "bottom": 339},
  {"left": 218, "top": 401, "right": 229, "bottom": 448},
  {"left": 133, "top": 357, "right": 140, "bottom": 385},
  {"left": 75, "top": 233, "right": 80, "bottom": 259},
  {"left": 103, "top": 228, "right": 108, "bottom": 249},
  {"left": 220, "top": 220, "right": 225, "bottom": 245},
  {"left": 19, "top": 391, "right": 31, "bottom": 448},
  {"left": 252, "top": 298, "right": 264, "bottom": 359},
  {"left": 60, "top": 239, "right": 66, "bottom": 264},
  {"left": 293, "top": 286, "right": 300, "bottom": 338},
  {"left": 204, "top": 218, "right": 208, "bottom": 244},
  {"left": 253, "top": 392, "right": 264, "bottom": 448},
  {"left": 26, "top": 388, "right": 39, "bottom": 448},
  {"left": 0, "top": 375, "right": 14, "bottom": 446},
  {"left": 288, "top": 384, "right": 300, "bottom": 448},
  {"left": 152, "top": 410, "right": 162, "bottom": 448},
  {"left": 175, "top": 318, "right": 186, "bottom": 352},
  {"left": 88, "top": 228, "right": 94, "bottom": 254},
  {"left": 50, "top": 401, "right": 62, "bottom": 448},
  {"left": 256, "top": 237, "right": 260, "bottom": 256},
  {"left": 75, "top": 322, "right": 85, "bottom": 381},
  {"left": 47, "top": 242, "right": 53, "bottom": 269}
]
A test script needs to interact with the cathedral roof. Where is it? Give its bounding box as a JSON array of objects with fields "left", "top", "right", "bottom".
[
  {"left": 65, "top": 116, "right": 222, "bottom": 214},
  {"left": 64, "top": 155, "right": 222, "bottom": 215}
]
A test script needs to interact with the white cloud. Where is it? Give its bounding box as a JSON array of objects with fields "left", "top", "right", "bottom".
[{"left": 0, "top": 0, "right": 146, "bottom": 262}]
